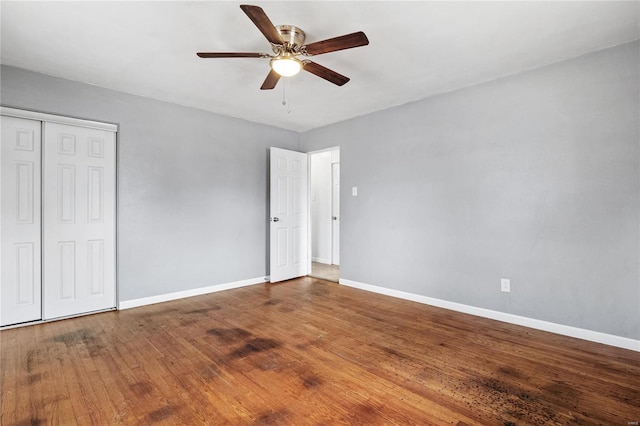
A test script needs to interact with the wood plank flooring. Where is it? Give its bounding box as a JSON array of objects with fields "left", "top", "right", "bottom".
[
  {"left": 309, "top": 262, "right": 339, "bottom": 282},
  {"left": 1, "top": 277, "right": 639, "bottom": 425}
]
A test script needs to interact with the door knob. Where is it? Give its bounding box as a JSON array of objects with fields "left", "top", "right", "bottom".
[
  {"left": 271, "top": 217, "right": 280, "bottom": 222},
  {"left": 332, "top": 216, "right": 338, "bottom": 220}
]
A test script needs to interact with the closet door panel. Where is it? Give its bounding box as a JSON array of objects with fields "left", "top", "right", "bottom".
[
  {"left": 43, "top": 122, "right": 116, "bottom": 319},
  {"left": 1, "top": 116, "right": 42, "bottom": 326}
]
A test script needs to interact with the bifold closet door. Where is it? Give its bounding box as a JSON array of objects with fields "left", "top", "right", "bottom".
[
  {"left": 42, "top": 122, "right": 116, "bottom": 320},
  {"left": 0, "top": 116, "right": 42, "bottom": 326}
]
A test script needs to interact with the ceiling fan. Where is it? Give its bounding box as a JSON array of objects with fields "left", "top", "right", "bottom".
[{"left": 197, "top": 4, "right": 369, "bottom": 90}]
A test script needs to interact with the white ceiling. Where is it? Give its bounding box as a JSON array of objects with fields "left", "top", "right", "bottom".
[{"left": 1, "top": 1, "right": 638, "bottom": 132}]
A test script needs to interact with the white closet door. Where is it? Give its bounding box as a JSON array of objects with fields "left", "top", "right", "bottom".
[
  {"left": 1, "top": 116, "right": 42, "bottom": 326},
  {"left": 43, "top": 122, "right": 116, "bottom": 319}
]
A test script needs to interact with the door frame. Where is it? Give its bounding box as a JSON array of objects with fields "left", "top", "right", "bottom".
[
  {"left": 306, "top": 146, "right": 340, "bottom": 275},
  {"left": 0, "top": 106, "right": 119, "bottom": 328},
  {"left": 331, "top": 162, "right": 340, "bottom": 266}
]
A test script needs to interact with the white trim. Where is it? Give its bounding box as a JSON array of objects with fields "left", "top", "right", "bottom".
[
  {"left": 312, "top": 257, "right": 331, "bottom": 265},
  {"left": 306, "top": 155, "right": 313, "bottom": 277},
  {"left": 339, "top": 278, "right": 640, "bottom": 352},
  {"left": 119, "top": 277, "right": 265, "bottom": 310},
  {"left": 1, "top": 107, "right": 118, "bottom": 132},
  {"left": 0, "top": 308, "right": 116, "bottom": 330},
  {"left": 306, "top": 145, "right": 340, "bottom": 155}
]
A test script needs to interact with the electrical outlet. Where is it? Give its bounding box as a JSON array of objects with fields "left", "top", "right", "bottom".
[{"left": 501, "top": 278, "right": 511, "bottom": 293}]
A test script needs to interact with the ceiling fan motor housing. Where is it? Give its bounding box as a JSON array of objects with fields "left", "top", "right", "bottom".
[{"left": 276, "top": 25, "right": 306, "bottom": 49}]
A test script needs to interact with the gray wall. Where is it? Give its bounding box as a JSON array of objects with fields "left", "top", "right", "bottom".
[
  {"left": 301, "top": 41, "right": 639, "bottom": 340},
  {"left": 1, "top": 65, "right": 299, "bottom": 301},
  {"left": 2, "top": 41, "right": 638, "bottom": 340}
]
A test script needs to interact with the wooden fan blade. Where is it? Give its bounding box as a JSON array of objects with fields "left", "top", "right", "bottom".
[
  {"left": 260, "top": 69, "right": 281, "bottom": 90},
  {"left": 197, "top": 52, "right": 266, "bottom": 58},
  {"left": 240, "top": 4, "right": 283, "bottom": 45},
  {"left": 303, "top": 61, "right": 350, "bottom": 86},
  {"left": 303, "top": 31, "right": 369, "bottom": 55}
]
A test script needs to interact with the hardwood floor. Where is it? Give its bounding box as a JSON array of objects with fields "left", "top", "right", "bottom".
[
  {"left": 309, "top": 262, "right": 339, "bottom": 282},
  {"left": 1, "top": 277, "right": 639, "bottom": 425}
]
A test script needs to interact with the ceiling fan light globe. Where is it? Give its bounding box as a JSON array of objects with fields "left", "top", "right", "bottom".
[{"left": 271, "top": 57, "right": 302, "bottom": 77}]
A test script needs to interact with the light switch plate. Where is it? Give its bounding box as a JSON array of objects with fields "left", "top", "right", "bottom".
[{"left": 352, "top": 187, "right": 358, "bottom": 196}]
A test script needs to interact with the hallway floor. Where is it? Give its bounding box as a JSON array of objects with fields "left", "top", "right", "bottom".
[{"left": 310, "top": 261, "right": 339, "bottom": 282}]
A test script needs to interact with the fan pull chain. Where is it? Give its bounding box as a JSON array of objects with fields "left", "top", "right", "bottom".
[
  {"left": 282, "top": 78, "right": 292, "bottom": 114},
  {"left": 282, "top": 78, "right": 286, "bottom": 105}
]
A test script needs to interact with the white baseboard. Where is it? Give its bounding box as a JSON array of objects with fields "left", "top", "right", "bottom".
[
  {"left": 339, "top": 278, "right": 640, "bottom": 352},
  {"left": 119, "top": 277, "right": 266, "bottom": 310},
  {"left": 312, "top": 257, "right": 331, "bottom": 265}
]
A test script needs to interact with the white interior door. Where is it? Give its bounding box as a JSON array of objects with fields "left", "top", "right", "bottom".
[
  {"left": 42, "top": 122, "right": 116, "bottom": 319},
  {"left": 331, "top": 162, "right": 340, "bottom": 265},
  {"left": 1, "top": 116, "right": 42, "bottom": 326},
  {"left": 270, "top": 147, "right": 308, "bottom": 283}
]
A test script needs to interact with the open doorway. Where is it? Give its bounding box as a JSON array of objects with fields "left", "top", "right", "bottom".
[{"left": 308, "top": 148, "right": 340, "bottom": 282}]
